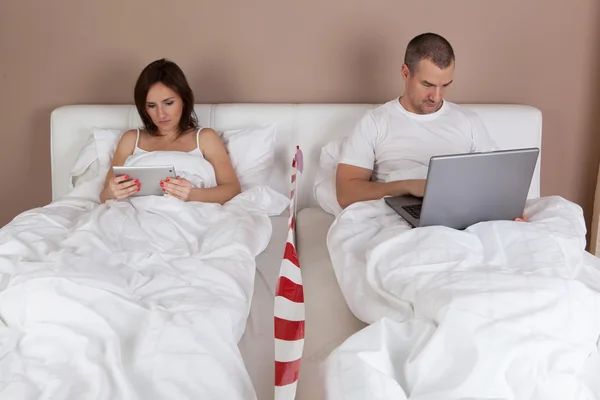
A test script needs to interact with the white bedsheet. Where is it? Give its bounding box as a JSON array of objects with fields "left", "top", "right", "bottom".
[
  {"left": 322, "top": 195, "right": 600, "bottom": 400},
  {"left": 0, "top": 177, "right": 288, "bottom": 400}
]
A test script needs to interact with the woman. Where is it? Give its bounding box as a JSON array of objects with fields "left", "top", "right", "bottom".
[{"left": 100, "top": 58, "right": 241, "bottom": 204}]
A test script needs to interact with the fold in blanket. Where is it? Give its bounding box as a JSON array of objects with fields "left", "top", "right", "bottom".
[
  {"left": 0, "top": 177, "right": 288, "bottom": 400},
  {"left": 323, "top": 196, "right": 600, "bottom": 400}
]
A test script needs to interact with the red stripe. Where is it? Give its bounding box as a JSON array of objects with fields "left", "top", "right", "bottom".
[
  {"left": 275, "top": 276, "right": 304, "bottom": 303},
  {"left": 291, "top": 174, "right": 296, "bottom": 183},
  {"left": 284, "top": 242, "right": 299, "bottom": 267},
  {"left": 290, "top": 217, "right": 295, "bottom": 231},
  {"left": 274, "top": 317, "right": 305, "bottom": 341},
  {"left": 275, "top": 359, "right": 302, "bottom": 386},
  {"left": 290, "top": 189, "right": 295, "bottom": 199}
]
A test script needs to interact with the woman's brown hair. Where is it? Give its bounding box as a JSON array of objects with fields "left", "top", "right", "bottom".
[{"left": 134, "top": 58, "right": 198, "bottom": 136}]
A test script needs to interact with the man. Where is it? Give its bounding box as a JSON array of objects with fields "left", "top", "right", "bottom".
[{"left": 336, "top": 32, "right": 499, "bottom": 210}]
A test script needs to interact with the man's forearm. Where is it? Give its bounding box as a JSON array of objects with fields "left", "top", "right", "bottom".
[{"left": 336, "top": 179, "right": 409, "bottom": 209}]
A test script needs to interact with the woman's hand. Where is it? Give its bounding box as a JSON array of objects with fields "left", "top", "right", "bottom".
[
  {"left": 161, "top": 176, "right": 194, "bottom": 201},
  {"left": 100, "top": 130, "right": 139, "bottom": 204},
  {"left": 107, "top": 175, "right": 140, "bottom": 200}
]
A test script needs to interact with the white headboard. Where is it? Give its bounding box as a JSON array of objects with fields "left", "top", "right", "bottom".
[{"left": 50, "top": 103, "right": 542, "bottom": 210}]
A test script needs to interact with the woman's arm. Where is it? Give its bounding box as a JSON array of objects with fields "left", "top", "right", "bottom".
[
  {"left": 163, "top": 129, "right": 241, "bottom": 204},
  {"left": 99, "top": 130, "right": 138, "bottom": 203},
  {"left": 191, "top": 129, "right": 241, "bottom": 203}
]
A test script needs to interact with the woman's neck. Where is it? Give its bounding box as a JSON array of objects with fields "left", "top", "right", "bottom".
[{"left": 157, "top": 128, "right": 178, "bottom": 140}]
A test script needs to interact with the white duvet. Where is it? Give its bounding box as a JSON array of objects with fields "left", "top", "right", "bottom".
[
  {"left": 0, "top": 177, "right": 288, "bottom": 400},
  {"left": 322, "top": 196, "right": 600, "bottom": 400}
]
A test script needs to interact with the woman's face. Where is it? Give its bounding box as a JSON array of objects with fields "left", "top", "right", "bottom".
[{"left": 145, "top": 82, "right": 184, "bottom": 134}]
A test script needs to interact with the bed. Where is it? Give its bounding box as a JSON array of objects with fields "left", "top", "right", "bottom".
[
  {"left": 295, "top": 104, "right": 600, "bottom": 400},
  {"left": 0, "top": 104, "right": 301, "bottom": 400},
  {"left": 293, "top": 104, "right": 547, "bottom": 399},
  {"left": 37, "top": 103, "right": 389, "bottom": 400},
  {"left": 44, "top": 103, "right": 329, "bottom": 400}
]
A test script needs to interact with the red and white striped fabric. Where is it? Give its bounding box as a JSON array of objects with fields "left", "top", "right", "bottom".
[{"left": 274, "top": 146, "right": 305, "bottom": 400}]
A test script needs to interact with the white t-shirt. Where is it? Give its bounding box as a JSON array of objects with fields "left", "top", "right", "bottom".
[{"left": 339, "top": 98, "right": 498, "bottom": 183}]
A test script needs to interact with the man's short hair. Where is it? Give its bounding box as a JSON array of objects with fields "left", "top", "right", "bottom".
[{"left": 404, "top": 33, "right": 455, "bottom": 73}]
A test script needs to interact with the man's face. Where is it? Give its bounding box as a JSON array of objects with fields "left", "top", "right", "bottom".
[{"left": 402, "top": 59, "right": 454, "bottom": 114}]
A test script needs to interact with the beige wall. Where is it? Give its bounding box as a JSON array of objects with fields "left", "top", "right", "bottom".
[{"left": 1, "top": 0, "right": 599, "bottom": 238}]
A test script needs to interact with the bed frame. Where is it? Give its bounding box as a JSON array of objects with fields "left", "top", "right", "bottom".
[{"left": 50, "top": 103, "right": 543, "bottom": 209}]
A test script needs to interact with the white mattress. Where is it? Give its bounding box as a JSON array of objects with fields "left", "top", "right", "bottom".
[
  {"left": 238, "top": 214, "right": 290, "bottom": 400},
  {"left": 295, "top": 207, "right": 367, "bottom": 400}
]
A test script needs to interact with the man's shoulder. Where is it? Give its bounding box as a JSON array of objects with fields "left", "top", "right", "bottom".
[
  {"left": 365, "top": 98, "right": 402, "bottom": 121},
  {"left": 443, "top": 101, "right": 482, "bottom": 123}
]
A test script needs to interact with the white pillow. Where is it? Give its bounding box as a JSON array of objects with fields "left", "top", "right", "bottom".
[
  {"left": 219, "top": 124, "right": 277, "bottom": 191},
  {"left": 69, "top": 128, "right": 123, "bottom": 188},
  {"left": 313, "top": 138, "right": 345, "bottom": 216},
  {"left": 69, "top": 124, "right": 278, "bottom": 191}
]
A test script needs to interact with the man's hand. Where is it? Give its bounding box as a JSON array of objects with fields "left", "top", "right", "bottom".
[
  {"left": 336, "top": 163, "right": 429, "bottom": 209},
  {"left": 514, "top": 212, "right": 528, "bottom": 222},
  {"left": 401, "top": 179, "right": 426, "bottom": 198}
]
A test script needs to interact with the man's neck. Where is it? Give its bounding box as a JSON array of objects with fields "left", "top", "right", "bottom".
[
  {"left": 399, "top": 96, "right": 417, "bottom": 114},
  {"left": 399, "top": 96, "right": 443, "bottom": 115}
]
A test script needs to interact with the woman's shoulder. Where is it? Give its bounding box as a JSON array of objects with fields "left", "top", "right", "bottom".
[
  {"left": 121, "top": 129, "right": 138, "bottom": 140},
  {"left": 197, "top": 127, "right": 222, "bottom": 143},
  {"left": 197, "top": 127, "right": 225, "bottom": 153},
  {"left": 115, "top": 129, "right": 138, "bottom": 151},
  {"left": 198, "top": 126, "right": 218, "bottom": 135}
]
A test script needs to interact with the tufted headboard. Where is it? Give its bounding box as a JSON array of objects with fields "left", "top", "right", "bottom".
[{"left": 50, "top": 103, "right": 542, "bottom": 210}]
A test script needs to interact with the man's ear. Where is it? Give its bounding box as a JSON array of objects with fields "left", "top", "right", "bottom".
[{"left": 401, "top": 64, "right": 410, "bottom": 81}]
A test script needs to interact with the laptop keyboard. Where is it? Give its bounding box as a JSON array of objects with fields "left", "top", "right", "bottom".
[{"left": 402, "top": 204, "right": 422, "bottom": 219}]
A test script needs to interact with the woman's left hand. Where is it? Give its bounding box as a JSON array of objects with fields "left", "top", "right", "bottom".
[{"left": 161, "top": 176, "right": 194, "bottom": 201}]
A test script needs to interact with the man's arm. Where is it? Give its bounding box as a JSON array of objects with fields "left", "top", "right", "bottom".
[{"left": 335, "top": 163, "right": 425, "bottom": 209}]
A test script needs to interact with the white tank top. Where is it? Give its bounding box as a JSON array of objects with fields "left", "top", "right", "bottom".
[{"left": 124, "top": 128, "right": 217, "bottom": 189}]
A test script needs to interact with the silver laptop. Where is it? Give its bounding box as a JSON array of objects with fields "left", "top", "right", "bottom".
[{"left": 384, "top": 148, "right": 539, "bottom": 230}]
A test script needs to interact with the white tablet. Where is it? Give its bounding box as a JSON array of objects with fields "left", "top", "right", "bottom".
[{"left": 112, "top": 165, "right": 177, "bottom": 197}]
